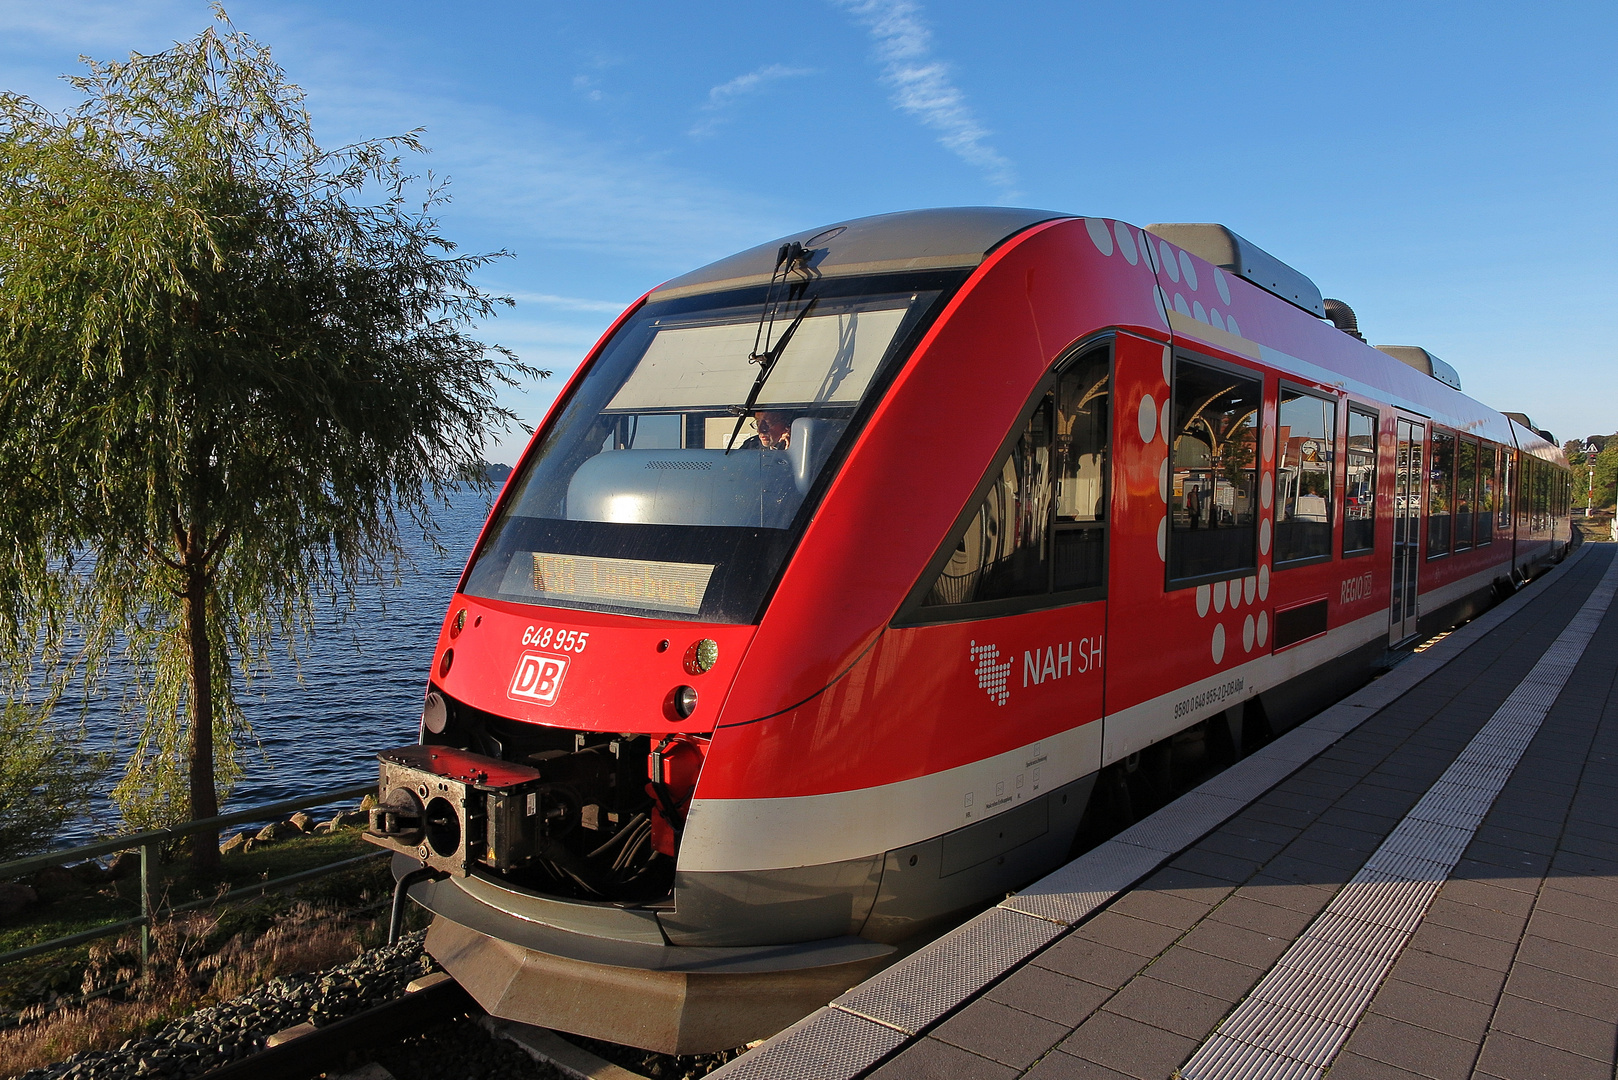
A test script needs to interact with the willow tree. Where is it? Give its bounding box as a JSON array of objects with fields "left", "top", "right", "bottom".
[{"left": 0, "top": 15, "right": 537, "bottom": 868}]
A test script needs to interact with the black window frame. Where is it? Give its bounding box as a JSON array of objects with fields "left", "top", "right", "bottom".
[
  {"left": 1476, "top": 441, "right": 1496, "bottom": 547},
  {"left": 1273, "top": 380, "right": 1339, "bottom": 570},
  {"left": 895, "top": 334, "right": 1114, "bottom": 626},
  {"left": 1342, "top": 404, "right": 1378, "bottom": 557},
  {"left": 1427, "top": 428, "right": 1456, "bottom": 560},
  {"left": 1165, "top": 349, "right": 1264, "bottom": 591},
  {"left": 1455, "top": 436, "right": 1478, "bottom": 551}
]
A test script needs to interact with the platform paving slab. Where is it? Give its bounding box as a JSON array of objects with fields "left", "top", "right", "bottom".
[{"left": 709, "top": 545, "right": 1618, "bottom": 1080}]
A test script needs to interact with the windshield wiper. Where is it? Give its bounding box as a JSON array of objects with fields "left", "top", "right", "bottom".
[{"left": 724, "top": 294, "right": 818, "bottom": 455}]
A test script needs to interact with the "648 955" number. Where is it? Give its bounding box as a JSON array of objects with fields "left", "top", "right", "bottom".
[{"left": 521, "top": 625, "right": 589, "bottom": 652}]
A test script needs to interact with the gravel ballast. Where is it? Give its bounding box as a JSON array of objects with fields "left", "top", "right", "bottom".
[{"left": 17, "top": 932, "right": 437, "bottom": 1080}]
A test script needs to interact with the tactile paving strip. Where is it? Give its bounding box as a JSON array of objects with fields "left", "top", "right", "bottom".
[{"left": 1181, "top": 550, "right": 1618, "bottom": 1080}]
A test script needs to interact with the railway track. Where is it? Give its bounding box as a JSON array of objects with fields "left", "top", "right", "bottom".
[{"left": 199, "top": 977, "right": 477, "bottom": 1080}]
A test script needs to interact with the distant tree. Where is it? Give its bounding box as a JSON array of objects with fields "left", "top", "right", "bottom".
[
  {"left": 1568, "top": 434, "right": 1618, "bottom": 512},
  {"left": 0, "top": 13, "right": 542, "bottom": 868}
]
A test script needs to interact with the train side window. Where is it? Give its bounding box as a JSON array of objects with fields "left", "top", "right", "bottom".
[
  {"left": 1343, "top": 407, "right": 1376, "bottom": 555},
  {"left": 1501, "top": 448, "right": 1516, "bottom": 533},
  {"left": 1168, "top": 356, "right": 1260, "bottom": 585},
  {"left": 920, "top": 347, "right": 1111, "bottom": 611},
  {"left": 1427, "top": 430, "right": 1454, "bottom": 558},
  {"left": 1052, "top": 350, "right": 1110, "bottom": 591},
  {"left": 1477, "top": 444, "right": 1496, "bottom": 545},
  {"left": 925, "top": 401, "right": 1052, "bottom": 606},
  {"left": 1275, "top": 387, "right": 1336, "bottom": 564},
  {"left": 1456, "top": 437, "right": 1477, "bottom": 551}
]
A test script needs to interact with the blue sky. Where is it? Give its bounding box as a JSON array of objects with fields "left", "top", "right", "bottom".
[{"left": 2, "top": 1, "right": 1613, "bottom": 462}]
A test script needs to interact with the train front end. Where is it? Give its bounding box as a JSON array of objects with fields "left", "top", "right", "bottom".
[{"left": 363, "top": 209, "right": 1081, "bottom": 1053}]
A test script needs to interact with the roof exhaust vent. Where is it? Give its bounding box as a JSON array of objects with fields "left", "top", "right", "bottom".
[
  {"left": 1144, "top": 223, "right": 1325, "bottom": 317},
  {"left": 1375, "top": 345, "right": 1462, "bottom": 392},
  {"left": 1322, "top": 299, "right": 1364, "bottom": 340}
]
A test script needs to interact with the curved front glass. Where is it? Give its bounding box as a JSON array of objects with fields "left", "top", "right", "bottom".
[{"left": 463, "top": 271, "right": 962, "bottom": 622}]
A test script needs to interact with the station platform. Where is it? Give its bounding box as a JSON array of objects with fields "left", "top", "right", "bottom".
[{"left": 712, "top": 542, "right": 1618, "bottom": 1080}]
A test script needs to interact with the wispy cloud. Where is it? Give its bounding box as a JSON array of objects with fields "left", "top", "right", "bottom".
[
  {"left": 689, "top": 63, "right": 815, "bottom": 137},
  {"left": 500, "top": 290, "right": 631, "bottom": 314},
  {"left": 831, "top": 0, "right": 1017, "bottom": 198}
]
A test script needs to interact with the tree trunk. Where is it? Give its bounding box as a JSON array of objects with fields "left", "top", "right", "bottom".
[{"left": 183, "top": 566, "right": 220, "bottom": 871}]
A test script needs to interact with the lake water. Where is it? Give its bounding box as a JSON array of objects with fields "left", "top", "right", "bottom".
[{"left": 53, "top": 487, "right": 494, "bottom": 849}]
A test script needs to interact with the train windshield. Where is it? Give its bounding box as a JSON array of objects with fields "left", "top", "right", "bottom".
[{"left": 462, "top": 272, "right": 959, "bottom": 622}]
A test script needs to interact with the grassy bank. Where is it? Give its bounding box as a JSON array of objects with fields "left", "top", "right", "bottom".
[{"left": 0, "top": 824, "right": 428, "bottom": 1078}]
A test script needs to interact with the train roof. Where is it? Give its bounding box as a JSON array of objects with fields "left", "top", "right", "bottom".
[
  {"left": 646, "top": 206, "right": 1560, "bottom": 463},
  {"left": 648, "top": 207, "right": 1067, "bottom": 301}
]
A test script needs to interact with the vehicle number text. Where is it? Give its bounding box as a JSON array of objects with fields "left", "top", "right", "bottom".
[{"left": 522, "top": 626, "right": 590, "bottom": 652}]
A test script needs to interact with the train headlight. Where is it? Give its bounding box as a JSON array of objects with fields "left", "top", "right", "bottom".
[
  {"left": 684, "top": 638, "right": 719, "bottom": 675},
  {"left": 674, "top": 685, "right": 699, "bottom": 718},
  {"left": 422, "top": 691, "right": 449, "bottom": 735}
]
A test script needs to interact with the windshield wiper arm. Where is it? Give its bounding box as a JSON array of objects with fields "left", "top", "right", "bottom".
[{"left": 724, "top": 295, "right": 819, "bottom": 455}]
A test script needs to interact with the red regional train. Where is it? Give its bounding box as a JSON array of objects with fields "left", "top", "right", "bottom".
[{"left": 365, "top": 208, "right": 1573, "bottom": 1053}]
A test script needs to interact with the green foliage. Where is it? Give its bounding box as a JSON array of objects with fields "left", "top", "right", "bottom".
[
  {"left": 0, "top": 700, "right": 108, "bottom": 862},
  {"left": 1570, "top": 435, "right": 1618, "bottom": 511},
  {"left": 0, "top": 10, "right": 541, "bottom": 849}
]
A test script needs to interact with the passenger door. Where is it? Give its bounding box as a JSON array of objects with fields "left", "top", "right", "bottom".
[{"left": 1390, "top": 415, "right": 1424, "bottom": 644}]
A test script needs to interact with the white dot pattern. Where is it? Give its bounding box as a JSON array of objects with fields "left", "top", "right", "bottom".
[
  {"left": 1161, "top": 240, "right": 1179, "bottom": 282},
  {"left": 1114, "top": 222, "right": 1139, "bottom": 265},
  {"left": 1212, "top": 623, "right": 1226, "bottom": 664},
  {"left": 1213, "top": 580, "right": 1227, "bottom": 613},
  {"left": 1257, "top": 610, "right": 1269, "bottom": 647},
  {"left": 969, "top": 640, "right": 1011, "bottom": 706},
  {"left": 1139, "top": 394, "right": 1157, "bottom": 443},
  {"left": 1178, "top": 250, "right": 1198, "bottom": 291},
  {"left": 1215, "top": 267, "right": 1231, "bottom": 306},
  {"left": 1243, "top": 614, "right": 1255, "bottom": 652},
  {"left": 1085, "top": 218, "right": 1113, "bottom": 256}
]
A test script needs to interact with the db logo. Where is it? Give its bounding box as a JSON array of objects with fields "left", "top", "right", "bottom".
[{"left": 508, "top": 652, "right": 569, "bottom": 706}]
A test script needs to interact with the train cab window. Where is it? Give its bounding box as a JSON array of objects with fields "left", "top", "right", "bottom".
[
  {"left": 1168, "top": 356, "right": 1260, "bottom": 585},
  {"left": 1343, "top": 407, "right": 1377, "bottom": 555},
  {"left": 1275, "top": 388, "right": 1336, "bottom": 564},
  {"left": 1455, "top": 438, "right": 1477, "bottom": 550},
  {"left": 1427, "top": 431, "right": 1455, "bottom": 558},
  {"left": 1478, "top": 445, "right": 1496, "bottom": 545},
  {"left": 461, "top": 272, "right": 961, "bottom": 622},
  {"left": 920, "top": 349, "right": 1110, "bottom": 611}
]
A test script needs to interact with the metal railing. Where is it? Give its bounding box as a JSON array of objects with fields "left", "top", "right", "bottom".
[{"left": 0, "top": 783, "right": 381, "bottom": 972}]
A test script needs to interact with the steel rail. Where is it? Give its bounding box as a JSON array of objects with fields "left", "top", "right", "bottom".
[{"left": 199, "top": 977, "right": 476, "bottom": 1080}]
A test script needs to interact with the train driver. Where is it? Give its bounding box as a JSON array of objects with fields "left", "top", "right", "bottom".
[{"left": 744, "top": 410, "right": 794, "bottom": 451}]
